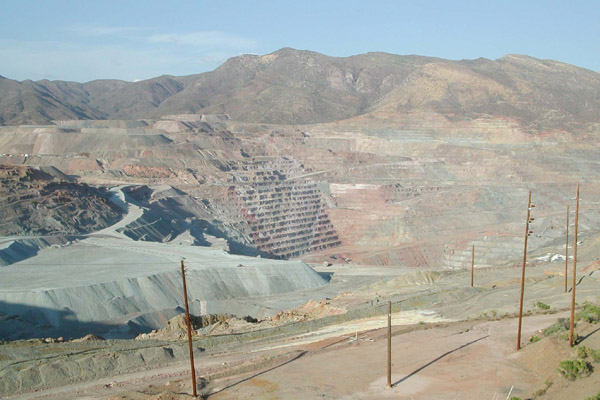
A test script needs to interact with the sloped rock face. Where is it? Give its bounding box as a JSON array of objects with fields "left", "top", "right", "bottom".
[
  {"left": 0, "top": 166, "right": 121, "bottom": 236},
  {"left": 215, "top": 157, "right": 341, "bottom": 259}
]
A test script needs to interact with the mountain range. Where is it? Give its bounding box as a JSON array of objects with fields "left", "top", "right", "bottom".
[{"left": 1, "top": 48, "right": 600, "bottom": 131}]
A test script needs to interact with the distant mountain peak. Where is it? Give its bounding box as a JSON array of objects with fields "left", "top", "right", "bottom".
[
  {"left": 0, "top": 50, "right": 599, "bottom": 131},
  {"left": 272, "top": 47, "right": 307, "bottom": 55}
]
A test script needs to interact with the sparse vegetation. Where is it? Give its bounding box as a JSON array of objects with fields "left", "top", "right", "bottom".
[
  {"left": 529, "top": 335, "right": 540, "bottom": 343},
  {"left": 557, "top": 359, "right": 592, "bottom": 380},
  {"left": 585, "top": 391, "right": 600, "bottom": 400},
  {"left": 543, "top": 318, "right": 569, "bottom": 337},
  {"left": 531, "top": 379, "right": 552, "bottom": 398},
  {"left": 577, "top": 346, "right": 600, "bottom": 363},
  {"left": 578, "top": 345, "right": 589, "bottom": 359},
  {"left": 576, "top": 302, "right": 600, "bottom": 323},
  {"left": 534, "top": 301, "right": 550, "bottom": 310},
  {"left": 479, "top": 310, "right": 498, "bottom": 319},
  {"left": 557, "top": 332, "right": 579, "bottom": 343}
]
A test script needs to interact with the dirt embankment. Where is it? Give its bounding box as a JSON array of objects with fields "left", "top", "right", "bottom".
[{"left": 136, "top": 300, "right": 346, "bottom": 341}]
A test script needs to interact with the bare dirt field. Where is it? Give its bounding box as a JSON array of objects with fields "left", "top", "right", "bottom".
[{"left": 3, "top": 258, "right": 600, "bottom": 400}]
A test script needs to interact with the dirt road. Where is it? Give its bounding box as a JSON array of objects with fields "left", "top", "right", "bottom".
[
  {"left": 12, "top": 310, "right": 597, "bottom": 400},
  {"left": 203, "top": 313, "right": 568, "bottom": 400}
]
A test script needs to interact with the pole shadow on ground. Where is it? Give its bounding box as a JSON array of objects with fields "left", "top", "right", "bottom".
[
  {"left": 205, "top": 350, "right": 308, "bottom": 398},
  {"left": 392, "top": 335, "right": 489, "bottom": 387},
  {"left": 577, "top": 326, "right": 600, "bottom": 344}
]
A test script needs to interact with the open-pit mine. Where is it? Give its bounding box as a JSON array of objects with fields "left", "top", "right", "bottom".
[{"left": 1, "top": 49, "right": 600, "bottom": 399}]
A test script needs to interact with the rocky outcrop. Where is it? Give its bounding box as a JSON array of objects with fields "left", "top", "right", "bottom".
[{"left": 0, "top": 166, "right": 122, "bottom": 236}]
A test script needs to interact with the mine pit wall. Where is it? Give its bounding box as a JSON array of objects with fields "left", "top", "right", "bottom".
[
  {"left": 0, "top": 122, "right": 219, "bottom": 185},
  {"left": 205, "top": 173, "right": 600, "bottom": 269},
  {"left": 326, "top": 183, "right": 449, "bottom": 267},
  {"left": 117, "top": 209, "right": 189, "bottom": 242},
  {"left": 202, "top": 157, "right": 342, "bottom": 259},
  {"left": 322, "top": 180, "right": 600, "bottom": 269},
  {"left": 3, "top": 121, "right": 597, "bottom": 269},
  {"left": 0, "top": 127, "right": 172, "bottom": 156}
]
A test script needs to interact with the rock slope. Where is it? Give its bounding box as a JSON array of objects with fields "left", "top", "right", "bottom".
[
  {"left": 0, "top": 165, "right": 121, "bottom": 236},
  {"left": 1, "top": 49, "right": 599, "bottom": 131}
]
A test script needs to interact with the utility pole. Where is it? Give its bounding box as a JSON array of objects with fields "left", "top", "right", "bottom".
[
  {"left": 564, "top": 205, "right": 569, "bottom": 293},
  {"left": 181, "top": 260, "right": 198, "bottom": 397},
  {"left": 471, "top": 244, "right": 475, "bottom": 288},
  {"left": 517, "top": 191, "right": 534, "bottom": 351},
  {"left": 570, "top": 184, "right": 580, "bottom": 347},
  {"left": 387, "top": 300, "right": 392, "bottom": 388}
]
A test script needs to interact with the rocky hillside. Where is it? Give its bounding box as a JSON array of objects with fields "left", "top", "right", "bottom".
[
  {"left": 0, "top": 166, "right": 122, "bottom": 236},
  {"left": 1, "top": 49, "right": 600, "bottom": 130}
]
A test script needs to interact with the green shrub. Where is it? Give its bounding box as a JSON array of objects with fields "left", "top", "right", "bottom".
[
  {"left": 543, "top": 318, "right": 569, "bottom": 336},
  {"left": 529, "top": 335, "right": 540, "bottom": 343},
  {"left": 593, "top": 349, "right": 600, "bottom": 363},
  {"left": 577, "top": 302, "right": 600, "bottom": 323},
  {"left": 578, "top": 345, "right": 589, "bottom": 359},
  {"left": 558, "top": 358, "right": 592, "bottom": 380},
  {"left": 578, "top": 345, "right": 600, "bottom": 363},
  {"left": 557, "top": 332, "right": 578, "bottom": 343},
  {"left": 532, "top": 379, "right": 552, "bottom": 398},
  {"left": 585, "top": 391, "right": 600, "bottom": 400},
  {"left": 535, "top": 301, "right": 550, "bottom": 310}
]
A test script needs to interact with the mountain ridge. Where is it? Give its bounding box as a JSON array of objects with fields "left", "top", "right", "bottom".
[{"left": 1, "top": 48, "right": 599, "bottom": 130}]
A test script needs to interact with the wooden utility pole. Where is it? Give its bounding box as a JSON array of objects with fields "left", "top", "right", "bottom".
[
  {"left": 181, "top": 260, "right": 198, "bottom": 397},
  {"left": 564, "top": 205, "right": 569, "bottom": 293},
  {"left": 387, "top": 301, "right": 392, "bottom": 388},
  {"left": 517, "top": 191, "right": 533, "bottom": 351},
  {"left": 570, "top": 184, "right": 580, "bottom": 347},
  {"left": 471, "top": 244, "right": 475, "bottom": 288}
]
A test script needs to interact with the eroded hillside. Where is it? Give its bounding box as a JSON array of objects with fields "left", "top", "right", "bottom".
[
  {"left": 0, "top": 165, "right": 121, "bottom": 236},
  {"left": 2, "top": 49, "right": 600, "bottom": 132},
  {"left": 1, "top": 112, "right": 598, "bottom": 270}
]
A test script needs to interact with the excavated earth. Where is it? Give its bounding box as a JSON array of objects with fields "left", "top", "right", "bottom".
[
  {"left": 0, "top": 166, "right": 121, "bottom": 237},
  {"left": 2, "top": 260, "right": 600, "bottom": 399},
  {"left": 0, "top": 81, "right": 599, "bottom": 398}
]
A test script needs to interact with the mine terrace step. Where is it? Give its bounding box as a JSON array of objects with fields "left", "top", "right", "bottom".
[{"left": 257, "top": 232, "right": 340, "bottom": 251}]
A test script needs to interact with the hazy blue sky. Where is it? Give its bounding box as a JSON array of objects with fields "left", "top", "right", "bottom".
[{"left": 1, "top": 0, "right": 598, "bottom": 82}]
